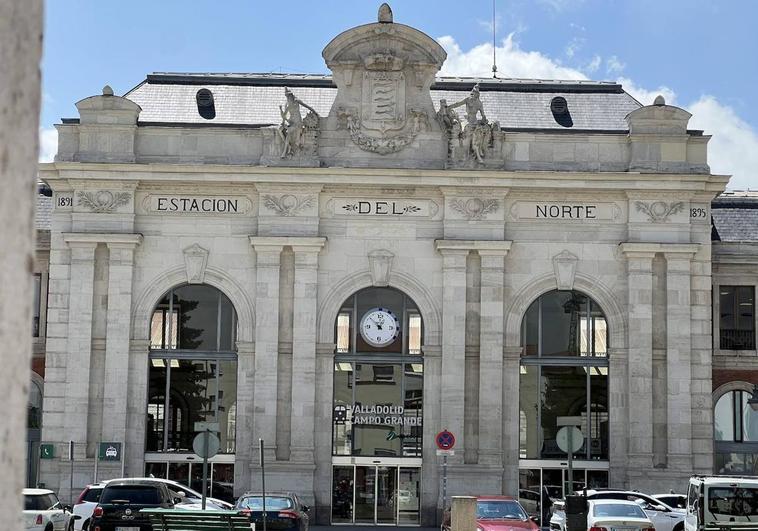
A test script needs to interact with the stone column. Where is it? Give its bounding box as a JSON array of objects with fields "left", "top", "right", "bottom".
[
  {"left": 290, "top": 238, "right": 326, "bottom": 463},
  {"left": 501, "top": 346, "right": 522, "bottom": 495},
  {"left": 435, "top": 242, "right": 469, "bottom": 460},
  {"left": 664, "top": 248, "right": 697, "bottom": 470},
  {"left": 125, "top": 339, "right": 150, "bottom": 478},
  {"left": 478, "top": 246, "right": 510, "bottom": 465},
  {"left": 101, "top": 236, "right": 142, "bottom": 445},
  {"left": 619, "top": 244, "right": 656, "bottom": 469},
  {"left": 250, "top": 238, "right": 284, "bottom": 460},
  {"left": 234, "top": 340, "right": 255, "bottom": 496},
  {"left": 62, "top": 236, "right": 98, "bottom": 447},
  {"left": 608, "top": 347, "right": 629, "bottom": 488}
]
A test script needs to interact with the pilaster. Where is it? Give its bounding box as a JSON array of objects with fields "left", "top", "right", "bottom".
[
  {"left": 101, "top": 235, "right": 143, "bottom": 445},
  {"left": 125, "top": 338, "right": 150, "bottom": 477},
  {"left": 434, "top": 241, "right": 469, "bottom": 463},
  {"left": 664, "top": 246, "right": 698, "bottom": 470},
  {"left": 477, "top": 245, "right": 511, "bottom": 466},
  {"left": 619, "top": 243, "right": 655, "bottom": 468},
  {"left": 290, "top": 238, "right": 327, "bottom": 463},
  {"left": 501, "top": 345, "right": 522, "bottom": 495},
  {"left": 234, "top": 340, "right": 255, "bottom": 496},
  {"left": 62, "top": 235, "right": 97, "bottom": 445},
  {"left": 250, "top": 237, "right": 285, "bottom": 460}
]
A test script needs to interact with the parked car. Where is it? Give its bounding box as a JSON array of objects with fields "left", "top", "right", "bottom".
[
  {"left": 89, "top": 478, "right": 176, "bottom": 531},
  {"left": 23, "top": 488, "right": 79, "bottom": 531},
  {"left": 442, "top": 496, "right": 539, "bottom": 531},
  {"left": 235, "top": 492, "right": 310, "bottom": 531},
  {"left": 72, "top": 484, "right": 104, "bottom": 531},
  {"left": 685, "top": 475, "right": 758, "bottom": 531},
  {"left": 550, "top": 489, "right": 685, "bottom": 531},
  {"left": 653, "top": 493, "right": 687, "bottom": 510},
  {"left": 587, "top": 499, "right": 655, "bottom": 531}
]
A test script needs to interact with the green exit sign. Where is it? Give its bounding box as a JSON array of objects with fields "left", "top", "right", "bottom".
[{"left": 40, "top": 444, "right": 55, "bottom": 459}]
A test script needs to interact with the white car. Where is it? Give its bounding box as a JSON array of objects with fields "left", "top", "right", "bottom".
[
  {"left": 587, "top": 499, "right": 655, "bottom": 531},
  {"left": 72, "top": 484, "right": 104, "bottom": 531},
  {"left": 23, "top": 488, "right": 79, "bottom": 531},
  {"left": 653, "top": 493, "right": 687, "bottom": 510},
  {"left": 550, "top": 490, "right": 685, "bottom": 531}
]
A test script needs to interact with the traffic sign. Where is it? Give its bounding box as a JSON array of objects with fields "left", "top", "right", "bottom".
[
  {"left": 98, "top": 442, "right": 122, "bottom": 461},
  {"left": 436, "top": 449, "right": 455, "bottom": 456},
  {"left": 435, "top": 430, "right": 456, "bottom": 450},
  {"left": 556, "top": 426, "right": 583, "bottom": 454},
  {"left": 40, "top": 444, "right": 55, "bottom": 459},
  {"left": 192, "top": 431, "right": 220, "bottom": 458}
]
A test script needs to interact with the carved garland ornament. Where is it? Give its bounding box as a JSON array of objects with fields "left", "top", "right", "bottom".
[
  {"left": 449, "top": 198, "right": 500, "bottom": 221},
  {"left": 263, "top": 194, "right": 315, "bottom": 217},
  {"left": 635, "top": 200, "right": 685, "bottom": 223},
  {"left": 77, "top": 190, "right": 131, "bottom": 213}
]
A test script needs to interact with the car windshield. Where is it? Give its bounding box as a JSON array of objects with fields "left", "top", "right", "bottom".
[
  {"left": 593, "top": 503, "right": 647, "bottom": 518},
  {"left": 708, "top": 487, "right": 758, "bottom": 517},
  {"left": 101, "top": 486, "right": 162, "bottom": 504},
  {"left": 82, "top": 488, "right": 102, "bottom": 503},
  {"left": 477, "top": 501, "right": 527, "bottom": 520},
  {"left": 238, "top": 496, "right": 293, "bottom": 511},
  {"left": 25, "top": 494, "right": 60, "bottom": 511}
]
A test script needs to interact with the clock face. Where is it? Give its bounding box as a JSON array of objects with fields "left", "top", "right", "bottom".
[{"left": 359, "top": 307, "right": 401, "bottom": 348}]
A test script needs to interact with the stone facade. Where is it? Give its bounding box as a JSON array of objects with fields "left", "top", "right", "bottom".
[{"left": 37, "top": 4, "right": 731, "bottom": 526}]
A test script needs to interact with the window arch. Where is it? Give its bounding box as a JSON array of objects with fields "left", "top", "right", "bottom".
[
  {"left": 146, "top": 284, "right": 238, "bottom": 454},
  {"left": 519, "top": 290, "right": 609, "bottom": 461},
  {"left": 714, "top": 384, "right": 758, "bottom": 474}
]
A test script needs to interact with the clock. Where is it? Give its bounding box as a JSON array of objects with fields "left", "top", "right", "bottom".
[{"left": 359, "top": 307, "right": 401, "bottom": 348}]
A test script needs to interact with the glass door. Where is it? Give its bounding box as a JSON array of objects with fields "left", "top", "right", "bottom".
[
  {"left": 398, "top": 467, "right": 421, "bottom": 525},
  {"left": 377, "top": 466, "right": 397, "bottom": 524},
  {"left": 355, "top": 466, "right": 376, "bottom": 524}
]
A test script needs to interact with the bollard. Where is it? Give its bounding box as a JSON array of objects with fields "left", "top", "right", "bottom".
[
  {"left": 451, "top": 496, "right": 478, "bottom": 531},
  {"left": 565, "top": 494, "right": 588, "bottom": 531}
]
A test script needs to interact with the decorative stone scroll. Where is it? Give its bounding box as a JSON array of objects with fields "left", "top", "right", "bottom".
[
  {"left": 183, "top": 243, "right": 209, "bottom": 284},
  {"left": 77, "top": 190, "right": 131, "bottom": 213},
  {"left": 635, "top": 201, "right": 685, "bottom": 223}
]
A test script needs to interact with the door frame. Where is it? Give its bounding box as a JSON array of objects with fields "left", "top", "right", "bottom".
[{"left": 331, "top": 457, "right": 422, "bottom": 526}]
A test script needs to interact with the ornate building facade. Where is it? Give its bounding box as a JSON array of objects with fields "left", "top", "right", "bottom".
[{"left": 36, "top": 4, "right": 744, "bottom": 526}]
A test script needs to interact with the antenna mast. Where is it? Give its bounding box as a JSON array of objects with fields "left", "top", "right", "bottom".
[{"left": 492, "top": 0, "right": 498, "bottom": 78}]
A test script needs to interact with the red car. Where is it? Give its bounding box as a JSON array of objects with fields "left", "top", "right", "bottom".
[{"left": 443, "top": 496, "right": 540, "bottom": 531}]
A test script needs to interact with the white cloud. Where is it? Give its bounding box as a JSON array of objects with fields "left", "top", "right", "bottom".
[
  {"left": 436, "top": 33, "right": 757, "bottom": 191},
  {"left": 688, "top": 96, "right": 758, "bottom": 190},
  {"left": 616, "top": 77, "right": 677, "bottom": 106},
  {"left": 606, "top": 55, "right": 625, "bottom": 74},
  {"left": 565, "top": 37, "right": 585, "bottom": 59},
  {"left": 39, "top": 127, "right": 57, "bottom": 163},
  {"left": 537, "top": 0, "right": 586, "bottom": 12},
  {"left": 438, "top": 34, "right": 586, "bottom": 80}
]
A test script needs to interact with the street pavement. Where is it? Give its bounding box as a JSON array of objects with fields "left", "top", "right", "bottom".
[{"left": 311, "top": 527, "right": 437, "bottom": 531}]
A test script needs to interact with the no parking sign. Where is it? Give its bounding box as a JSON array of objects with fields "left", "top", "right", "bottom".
[{"left": 435, "top": 430, "right": 456, "bottom": 451}]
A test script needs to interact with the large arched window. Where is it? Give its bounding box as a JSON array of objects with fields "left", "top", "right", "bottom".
[
  {"left": 519, "top": 290, "right": 609, "bottom": 461},
  {"left": 146, "top": 284, "right": 238, "bottom": 454},
  {"left": 714, "top": 387, "right": 758, "bottom": 474}
]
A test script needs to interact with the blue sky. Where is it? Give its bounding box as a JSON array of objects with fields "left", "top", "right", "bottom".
[{"left": 40, "top": 0, "right": 758, "bottom": 189}]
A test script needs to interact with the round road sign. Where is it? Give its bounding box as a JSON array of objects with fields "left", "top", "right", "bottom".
[
  {"left": 556, "top": 426, "right": 583, "bottom": 454},
  {"left": 435, "top": 430, "right": 456, "bottom": 450},
  {"left": 192, "top": 431, "right": 220, "bottom": 458}
]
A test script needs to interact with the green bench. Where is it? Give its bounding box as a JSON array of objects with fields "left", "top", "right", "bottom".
[{"left": 142, "top": 508, "right": 254, "bottom": 531}]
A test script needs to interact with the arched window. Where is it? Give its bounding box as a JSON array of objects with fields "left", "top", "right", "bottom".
[
  {"left": 146, "top": 285, "right": 238, "bottom": 454},
  {"left": 27, "top": 379, "right": 43, "bottom": 430},
  {"left": 519, "top": 290, "right": 609, "bottom": 461},
  {"left": 714, "top": 388, "right": 758, "bottom": 474}
]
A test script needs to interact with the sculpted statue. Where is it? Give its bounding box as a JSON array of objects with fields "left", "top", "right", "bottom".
[
  {"left": 277, "top": 88, "right": 319, "bottom": 158},
  {"left": 447, "top": 84, "right": 487, "bottom": 126}
]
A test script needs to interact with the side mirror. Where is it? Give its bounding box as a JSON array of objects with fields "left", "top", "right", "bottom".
[
  {"left": 652, "top": 504, "right": 667, "bottom": 512},
  {"left": 63, "top": 505, "right": 72, "bottom": 513},
  {"left": 530, "top": 516, "right": 539, "bottom": 522},
  {"left": 173, "top": 497, "right": 182, "bottom": 504}
]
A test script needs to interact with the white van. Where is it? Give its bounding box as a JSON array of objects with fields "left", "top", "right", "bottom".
[{"left": 686, "top": 475, "right": 758, "bottom": 531}]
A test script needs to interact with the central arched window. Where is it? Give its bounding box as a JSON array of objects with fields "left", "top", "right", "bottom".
[
  {"left": 519, "top": 290, "right": 609, "bottom": 461},
  {"left": 146, "top": 284, "right": 238, "bottom": 454},
  {"left": 714, "top": 387, "right": 758, "bottom": 474}
]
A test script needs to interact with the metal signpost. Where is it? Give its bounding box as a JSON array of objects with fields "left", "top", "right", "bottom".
[
  {"left": 435, "top": 430, "right": 456, "bottom": 512},
  {"left": 192, "top": 428, "right": 220, "bottom": 510},
  {"left": 556, "top": 417, "right": 584, "bottom": 496},
  {"left": 259, "top": 438, "right": 267, "bottom": 531},
  {"left": 68, "top": 441, "right": 74, "bottom": 506}
]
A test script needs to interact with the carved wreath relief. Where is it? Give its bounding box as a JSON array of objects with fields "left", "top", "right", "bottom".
[
  {"left": 635, "top": 201, "right": 685, "bottom": 223},
  {"left": 77, "top": 190, "right": 131, "bottom": 213},
  {"left": 449, "top": 198, "right": 500, "bottom": 220},
  {"left": 263, "top": 194, "right": 315, "bottom": 217}
]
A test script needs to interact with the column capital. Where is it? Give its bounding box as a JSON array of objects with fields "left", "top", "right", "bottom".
[{"left": 618, "top": 242, "right": 657, "bottom": 261}]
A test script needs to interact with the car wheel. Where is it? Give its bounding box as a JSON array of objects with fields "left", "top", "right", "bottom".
[
  {"left": 82, "top": 519, "right": 89, "bottom": 531},
  {"left": 673, "top": 523, "right": 684, "bottom": 531},
  {"left": 44, "top": 523, "right": 53, "bottom": 531}
]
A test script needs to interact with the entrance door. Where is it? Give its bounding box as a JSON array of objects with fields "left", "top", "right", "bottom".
[{"left": 332, "top": 464, "right": 421, "bottom": 525}]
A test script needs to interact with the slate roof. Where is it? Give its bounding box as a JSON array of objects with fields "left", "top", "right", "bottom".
[
  {"left": 122, "top": 73, "right": 642, "bottom": 132},
  {"left": 712, "top": 192, "right": 758, "bottom": 242}
]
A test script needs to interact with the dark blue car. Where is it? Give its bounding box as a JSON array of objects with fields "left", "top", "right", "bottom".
[{"left": 234, "top": 492, "right": 310, "bottom": 531}]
